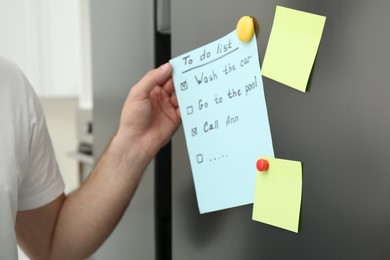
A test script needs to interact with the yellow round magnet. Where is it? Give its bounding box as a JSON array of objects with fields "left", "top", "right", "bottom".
[{"left": 236, "top": 16, "right": 255, "bottom": 42}]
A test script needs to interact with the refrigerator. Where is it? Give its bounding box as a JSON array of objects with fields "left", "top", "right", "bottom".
[
  {"left": 90, "top": 1, "right": 171, "bottom": 259},
  {"left": 90, "top": 0, "right": 390, "bottom": 259},
  {"left": 90, "top": 0, "right": 156, "bottom": 259},
  {"left": 171, "top": 0, "right": 390, "bottom": 259}
]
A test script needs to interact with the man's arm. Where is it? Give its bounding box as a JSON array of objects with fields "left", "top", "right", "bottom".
[{"left": 16, "top": 63, "right": 181, "bottom": 260}]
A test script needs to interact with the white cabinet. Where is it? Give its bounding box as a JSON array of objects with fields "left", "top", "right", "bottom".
[
  {"left": 0, "top": 0, "right": 41, "bottom": 92},
  {"left": 0, "top": 0, "right": 92, "bottom": 105}
]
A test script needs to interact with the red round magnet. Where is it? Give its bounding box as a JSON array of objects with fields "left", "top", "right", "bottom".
[{"left": 256, "top": 159, "right": 269, "bottom": 172}]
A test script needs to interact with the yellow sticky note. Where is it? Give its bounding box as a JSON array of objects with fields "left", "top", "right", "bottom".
[
  {"left": 252, "top": 157, "right": 302, "bottom": 233},
  {"left": 262, "top": 6, "right": 326, "bottom": 92}
]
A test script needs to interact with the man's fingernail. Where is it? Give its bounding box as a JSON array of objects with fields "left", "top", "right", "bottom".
[{"left": 160, "top": 63, "right": 170, "bottom": 71}]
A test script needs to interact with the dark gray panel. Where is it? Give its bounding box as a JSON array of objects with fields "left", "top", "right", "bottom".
[{"left": 172, "top": 0, "right": 390, "bottom": 259}]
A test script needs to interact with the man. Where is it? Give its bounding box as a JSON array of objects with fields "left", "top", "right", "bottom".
[{"left": 0, "top": 56, "right": 181, "bottom": 259}]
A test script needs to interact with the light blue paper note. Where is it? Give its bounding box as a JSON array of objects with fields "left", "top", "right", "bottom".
[{"left": 170, "top": 30, "right": 274, "bottom": 213}]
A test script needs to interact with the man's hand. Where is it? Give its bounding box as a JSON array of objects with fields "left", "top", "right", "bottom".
[{"left": 117, "top": 63, "right": 181, "bottom": 159}]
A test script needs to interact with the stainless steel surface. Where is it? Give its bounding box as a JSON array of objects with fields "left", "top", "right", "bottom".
[
  {"left": 172, "top": 0, "right": 390, "bottom": 259},
  {"left": 157, "top": 0, "right": 171, "bottom": 33},
  {"left": 90, "top": 0, "right": 155, "bottom": 259}
]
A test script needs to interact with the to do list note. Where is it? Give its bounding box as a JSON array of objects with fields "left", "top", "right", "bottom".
[{"left": 170, "top": 30, "right": 274, "bottom": 213}]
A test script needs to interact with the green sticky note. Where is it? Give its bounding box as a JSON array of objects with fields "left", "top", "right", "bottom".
[
  {"left": 262, "top": 6, "right": 326, "bottom": 92},
  {"left": 252, "top": 157, "right": 302, "bottom": 233}
]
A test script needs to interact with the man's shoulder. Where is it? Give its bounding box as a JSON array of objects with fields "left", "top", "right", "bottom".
[
  {"left": 0, "top": 56, "right": 33, "bottom": 99},
  {"left": 0, "top": 55, "right": 21, "bottom": 75}
]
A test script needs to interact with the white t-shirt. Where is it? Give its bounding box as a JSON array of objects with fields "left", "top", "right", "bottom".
[{"left": 0, "top": 57, "right": 65, "bottom": 259}]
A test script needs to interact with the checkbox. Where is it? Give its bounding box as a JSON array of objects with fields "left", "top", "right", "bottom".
[
  {"left": 186, "top": 106, "right": 194, "bottom": 115},
  {"left": 191, "top": 127, "right": 198, "bottom": 137},
  {"left": 196, "top": 154, "right": 203, "bottom": 164},
  {"left": 180, "top": 81, "right": 188, "bottom": 91}
]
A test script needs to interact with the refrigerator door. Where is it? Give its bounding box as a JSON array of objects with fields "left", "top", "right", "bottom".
[
  {"left": 90, "top": 0, "right": 155, "bottom": 259},
  {"left": 172, "top": 0, "right": 390, "bottom": 259}
]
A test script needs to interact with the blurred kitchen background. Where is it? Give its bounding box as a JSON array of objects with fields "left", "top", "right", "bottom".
[{"left": 1, "top": 0, "right": 170, "bottom": 259}]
